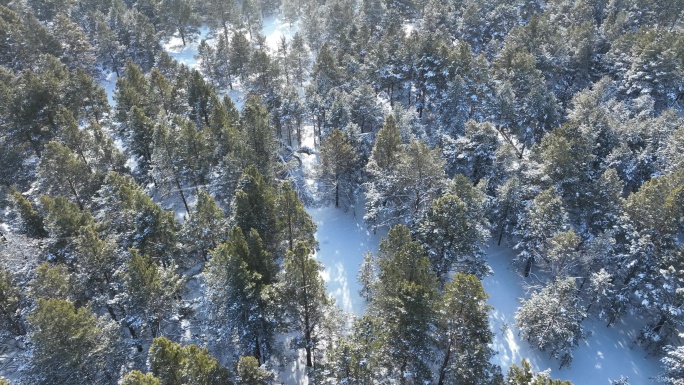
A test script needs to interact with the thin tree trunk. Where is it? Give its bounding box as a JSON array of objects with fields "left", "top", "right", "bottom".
[
  {"left": 175, "top": 176, "right": 191, "bottom": 215},
  {"left": 399, "top": 359, "right": 408, "bottom": 385},
  {"left": 437, "top": 342, "right": 452, "bottom": 385},
  {"left": 68, "top": 178, "right": 84, "bottom": 210},
  {"left": 335, "top": 182, "right": 340, "bottom": 207}
]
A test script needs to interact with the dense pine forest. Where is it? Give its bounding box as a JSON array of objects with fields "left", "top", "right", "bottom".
[{"left": 0, "top": 0, "right": 683, "bottom": 384}]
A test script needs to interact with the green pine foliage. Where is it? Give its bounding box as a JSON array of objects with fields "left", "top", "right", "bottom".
[
  {"left": 28, "top": 298, "right": 122, "bottom": 384},
  {"left": 121, "top": 370, "right": 162, "bottom": 385},
  {"left": 148, "top": 337, "right": 232, "bottom": 385},
  {"left": 205, "top": 226, "right": 277, "bottom": 364},
  {"left": 436, "top": 274, "right": 502, "bottom": 385},
  {"left": 515, "top": 278, "right": 586, "bottom": 369},
  {"left": 318, "top": 128, "right": 358, "bottom": 209},
  {"left": 278, "top": 241, "right": 330, "bottom": 368},
  {"left": 506, "top": 360, "right": 573, "bottom": 385},
  {"left": 275, "top": 182, "right": 317, "bottom": 251},
  {"left": 236, "top": 356, "right": 273, "bottom": 385},
  {"left": 0, "top": 267, "right": 24, "bottom": 335},
  {"left": 123, "top": 249, "right": 183, "bottom": 338},
  {"left": 10, "top": 189, "right": 47, "bottom": 238},
  {"left": 369, "top": 225, "right": 438, "bottom": 384}
]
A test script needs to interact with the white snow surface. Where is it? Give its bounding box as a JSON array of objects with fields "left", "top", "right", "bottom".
[
  {"left": 163, "top": 26, "right": 213, "bottom": 69},
  {"left": 102, "top": 71, "right": 118, "bottom": 106},
  {"left": 307, "top": 198, "right": 385, "bottom": 316},
  {"left": 262, "top": 16, "right": 299, "bottom": 53}
]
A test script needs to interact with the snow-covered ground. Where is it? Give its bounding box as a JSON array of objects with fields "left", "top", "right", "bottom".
[
  {"left": 306, "top": 197, "right": 385, "bottom": 316},
  {"left": 163, "top": 26, "right": 213, "bottom": 69},
  {"left": 262, "top": 16, "right": 299, "bottom": 53}
]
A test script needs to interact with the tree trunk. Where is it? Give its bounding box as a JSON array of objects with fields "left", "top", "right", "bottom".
[
  {"left": 288, "top": 211, "right": 294, "bottom": 251},
  {"left": 653, "top": 314, "right": 667, "bottom": 334},
  {"left": 335, "top": 182, "right": 340, "bottom": 207},
  {"left": 399, "top": 358, "right": 408, "bottom": 385},
  {"left": 179, "top": 27, "right": 186, "bottom": 46},
  {"left": 305, "top": 331, "right": 313, "bottom": 367},
  {"left": 437, "top": 342, "right": 452, "bottom": 385},
  {"left": 497, "top": 204, "right": 509, "bottom": 245},
  {"left": 524, "top": 256, "right": 533, "bottom": 277},
  {"left": 175, "top": 176, "right": 191, "bottom": 215},
  {"left": 254, "top": 335, "right": 263, "bottom": 365},
  {"left": 68, "top": 178, "right": 84, "bottom": 210}
]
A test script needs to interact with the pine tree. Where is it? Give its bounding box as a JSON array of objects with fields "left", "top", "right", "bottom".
[
  {"left": 325, "top": 314, "right": 379, "bottom": 384},
  {"left": 349, "top": 84, "right": 383, "bottom": 134},
  {"left": 148, "top": 337, "right": 184, "bottom": 385},
  {"left": 279, "top": 241, "right": 330, "bottom": 368},
  {"left": 275, "top": 182, "right": 317, "bottom": 252},
  {"left": 62, "top": 69, "right": 109, "bottom": 122},
  {"left": 369, "top": 115, "right": 402, "bottom": 172},
  {"left": 416, "top": 194, "right": 490, "bottom": 284},
  {"left": 506, "top": 360, "right": 573, "bottom": 385},
  {"left": 542, "top": 229, "right": 581, "bottom": 279},
  {"left": 357, "top": 251, "right": 377, "bottom": 302},
  {"left": 436, "top": 274, "right": 501, "bottom": 385},
  {"left": 52, "top": 14, "right": 96, "bottom": 74},
  {"left": 205, "top": 227, "right": 277, "bottom": 364},
  {"left": 151, "top": 117, "right": 212, "bottom": 215},
  {"left": 0, "top": 267, "right": 24, "bottom": 335},
  {"left": 319, "top": 129, "right": 358, "bottom": 209},
  {"left": 236, "top": 356, "right": 273, "bottom": 385},
  {"left": 493, "top": 175, "right": 523, "bottom": 245},
  {"left": 371, "top": 225, "right": 437, "bottom": 384},
  {"left": 515, "top": 278, "right": 586, "bottom": 369},
  {"left": 203, "top": 0, "right": 237, "bottom": 34},
  {"left": 148, "top": 68, "right": 174, "bottom": 116},
  {"left": 29, "top": 299, "right": 122, "bottom": 384},
  {"left": 148, "top": 337, "right": 232, "bottom": 385},
  {"left": 121, "top": 371, "right": 162, "bottom": 385},
  {"left": 449, "top": 120, "right": 500, "bottom": 183},
  {"left": 240, "top": 96, "right": 277, "bottom": 177},
  {"left": 181, "top": 190, "right": 229, "bottom": 263},
  {"left": 10, "top": 189, "right": 47, "bottom": 238},
  {"left": 123, "top": 249, "right": 183, "bottom": 338},
  {"left": 370, "top": 140, "right": 446, "bottom": 227},
  {"left": 122, "top": 106, "right": 156, "bottom": 176},
  {"left": 515, "top": 187, "right": 568, "bottom": 276},
  {"left": 182, "top": 343, "right": 234, "bottom": 385},
  {"left": 40, "top": 195, "right": 95, "bottom": 256},
  {"left": 38, "top": 141, "right": 100, "bottom": 211},
  {"left": 288, "top": 33, "right": 309, "bottom": 87},
  {"left": 233, "top": 166, "right": 278, "bottom": 252},
  {"left": 96, "top": 172, "right": 180, "bottom": 264},
  {"left": 31, "top": 262, "right": 74, "bottom": 301},
  {"left": 230, "top": 32, "right": 252, "bottom": 82},
  {"left": 121, "top": 8, "right": 163, "bottom": 71},
  {"left": 74, "top": 224, "right": 119, "bottom": 294},
  {"left": 586, "top": 168, "right": 623, "bottom": 234},
  {"left": 658, "top": 337, "right": 684, "bottom": 385},
  {"left": 158, "top": 0, "right": 200, "bottom": 46},
  {"left": 534, "top": 124, "right": 595, "bottom": 207}
]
